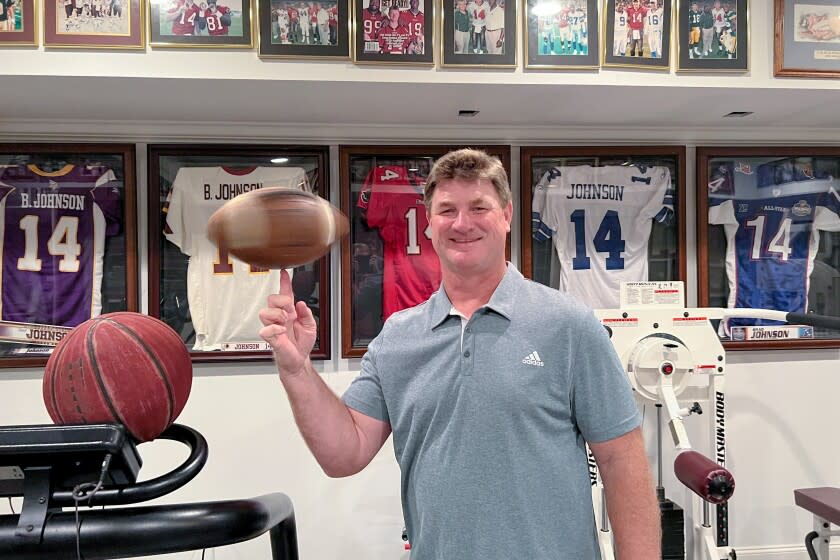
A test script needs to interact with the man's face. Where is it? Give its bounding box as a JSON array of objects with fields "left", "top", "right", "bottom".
[
  {"left": 714, "top": 0, "right": 720, "bottom": 8},
  {"left": 388, "top": 6, "right": 399, "bottom": 23},
  {"left": 691, "top": 2, "right": 697, "bottom": 11},
  {"left": 368, "top": 0, "right": 378, "bottom": 11},
  {"left": 456, "top": 0, "right": 465, "bottom": 11},
  {"left": 427, "top": 178, "right": 511, "bottom": 277},
  {"left": 409, "top": 0, "right": 418, "bottom": 12}
]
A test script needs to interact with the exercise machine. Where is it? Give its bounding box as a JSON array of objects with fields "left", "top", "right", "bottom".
[
  {"left": 592, "top": 281, "right": 840, "bottom": 560},
  {"left": 0, "top": 422, "right": 298, "bottom": 559}
]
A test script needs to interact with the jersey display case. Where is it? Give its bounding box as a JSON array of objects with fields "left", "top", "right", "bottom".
[
  {"left": 697, "top": 147, "right": 840, "bottom": 349},
  {"left": 148, "top": 145, "right": 331, "bottom": 361},
  {"left": 339, "top": 145, "right": 511, "bottom": 358},
  {"left": 0, "top": 144, "right": 138, "bottom": 368},
  {"left": 520, "top": 146, "right": 686, "bottom": 310}
]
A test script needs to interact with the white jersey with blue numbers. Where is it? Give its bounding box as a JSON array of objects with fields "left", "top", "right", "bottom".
[
  {"left": 532, "top": 165, "right": 673, "bottom": 309},
  {"left": 708, "top": 160, "right": 840, "bottom": 329}
]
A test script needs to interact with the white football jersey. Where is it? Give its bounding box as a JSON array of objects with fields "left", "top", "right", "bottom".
[
  {"left": 164, "top": 166, "right": 307, "bottom": 350},
  {"left": 532, "top": 165, "right": 673, "bottom": 309}
]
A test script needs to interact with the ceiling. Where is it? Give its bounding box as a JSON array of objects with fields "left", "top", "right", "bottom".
[{"left": 2, "top": 74, "right": 840, "bottom": 143}]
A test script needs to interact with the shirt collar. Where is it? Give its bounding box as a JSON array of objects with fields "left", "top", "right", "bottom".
[{"left": 429, "top": 262, "right": 521, "bottom": 329}]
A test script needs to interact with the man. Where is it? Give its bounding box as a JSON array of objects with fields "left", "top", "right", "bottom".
[
  {"left": 259, "top": 149, "right": 660, "bottom": 559},
  {"left": 314, "top": 1, "right": 329, "bottom": 45},
  {"left": 645, "top": 0, "right": 663, "bottom": 58},
  {"left": 711, "top": 0, "right": 725, "bottom": 53},
  {"left": 400, "top": 0, "right": 424, "bottom": 45},
  {"left": 362, "top": 0, "right": 384, "bottom": 51},
  {"left": 687, "top": 1, "right": 702, "bottom": 58},
  {"left": 483, "top": 0, "right": 503, "bottom": 55},
  {"left": 453, "top": 0, "right": 471, "bottom": 54},
  {"left": 625, "top": 0, "right": 647, "bottom": 56},
  {"left": 203, "top": 0, "right": 231, "bottom": 35},
  {"left": 613, "top": 1, "right": 629, "bottom": 56},
  {"left": 700, "top": 3, "right": 715, "bottom": 57},
  {"left": 168, "top": 0, "right": 201, "bottom": 35},
  {"left": 467, "top": 0, "right": 486, "bottom": 53},
  {"left": 377, "top": 5, "right": 410, "bottom": 54}
]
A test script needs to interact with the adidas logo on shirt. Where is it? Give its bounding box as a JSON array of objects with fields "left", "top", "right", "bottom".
[{"left": 522, "top": 351, "right": 544, "bottom": 367}]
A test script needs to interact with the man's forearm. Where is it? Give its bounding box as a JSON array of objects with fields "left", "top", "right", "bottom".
[{"left": 601, "top": 457, "right": 661, "bottom": 559}]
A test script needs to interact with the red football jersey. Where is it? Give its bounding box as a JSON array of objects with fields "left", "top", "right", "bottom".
[
  {"left": 357, "top": 165, "right": 441, "bottom": 319},
  {"left": 362, "top": 8, "right": 383, "bottom": 39},
  {"left": 287, "top": 6, "right": 298, "bottom": 20},
  {"left": 378, "top": 23, "right": 411, "bottom": 53},
  {"left": 170, "top": 0, "right": 201, "bottom": 34},
  {"left": 399, "top": 10, "right": 424, "bottom": 37},
  {"left": 328, "top": 5, "right": 337, "bottom": 26},
  {"left": 204, "top": 6, "right": 230, "bottom": 35},
  {"left": 626, "top": 5, "right": 647, "bottom": 30}
]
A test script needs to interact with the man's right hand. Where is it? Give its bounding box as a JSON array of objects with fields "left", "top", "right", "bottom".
[{"left": 259, "top": 269, "right": 318, "bottom": 377}]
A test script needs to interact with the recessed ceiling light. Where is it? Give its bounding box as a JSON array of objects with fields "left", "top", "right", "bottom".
[
  {"left": 723, "top": 111, "right": 754, "bottom": 118},
  {"left": 271, "top": 157, "right": 289, "bottom": 164},
  {"left": 458, "top": 110, "right": 480, "bottom": 117}
]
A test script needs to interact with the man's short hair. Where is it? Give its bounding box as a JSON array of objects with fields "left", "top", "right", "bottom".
[{"left": 424, "top": 148, "right": 511, "bottom": 212}]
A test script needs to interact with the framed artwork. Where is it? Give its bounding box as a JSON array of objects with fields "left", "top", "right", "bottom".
[
  {"left": 258, "top": 0, "right": 349, "bottom": 58},
  {"left": 520, "top": 146, "right": 687, "bottom": 311},
  {"left": 676, "top": 0, "right": 747, "bottom": 72},
  {"left": 44, "top": 0, "right": 144, "bottom": 47},
  {"left": 0, "top": 143, "right": 138, "bottom": 369},
  {"left": 524, "top": 0, "right": 599, "bottom": 69},
  {"left": 774, "top": 0, "right": 840, "bottom": 78},
  {"left": 439, "top": 0, "right": 516, "bottom": 68},
  {"left": 697, "top": 147, "right": 840, "bottom": 350},
  {"left": 148, "top": 145, "right": 332, "bottom": 362},
  {"left": 149, "top": 0, "right": 253, "bottom": 46},
  {"left": 339, "top": 145, "right": 511, "bottom": 358},
  {"left": 0, "top": 0, "right": 37, "bottom": 46},
  {"left": 602, "top": 0, "right": 672, "bottom": 70},
  {"left": 353, "top": 0, "right": 433, "bottom": 64}
]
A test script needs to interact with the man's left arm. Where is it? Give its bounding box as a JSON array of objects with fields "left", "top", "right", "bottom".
[{"left": 589, "top": 427, "right": 660, "bottom": 560}]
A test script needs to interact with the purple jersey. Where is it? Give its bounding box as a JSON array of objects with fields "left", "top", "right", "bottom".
[{"left": 0, "top": 164, "right": 122, "bottom": 327}]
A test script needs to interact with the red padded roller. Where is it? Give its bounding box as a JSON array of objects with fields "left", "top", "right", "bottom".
[{"left": 674, "top": 450, "right": 734, "bottom": 505}]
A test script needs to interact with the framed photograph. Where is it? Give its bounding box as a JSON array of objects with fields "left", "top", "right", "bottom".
[
  {"left": 602, "top": 0, "right": 672, "bottom": 70},
  {"left": 149, "top": 0, "right": 253, "bottom": 46},
  {"left": 521, "top": 146, "right": 686, "bottom": 312},
  {"left": 0, "top": 143, "right": 138, "bottom": 369},
  {"left": 353, "top": 0, "right": 433, "bottom": 64},
  {"left": 0, "top": 0, "right": 37, "bottom": 46},
  {"left": 44, "top": 0, "right": 144, "bottom": 48},
  {"left": 697, "top": 147, "right": 840, "bottom": 350},
  {"left": 524, "top": 0, "right": 599, "bottom": 69},
  {"left": 774, "top": 0, "right": 840, "bottom": 78},
  {"left": 440, "top": 0, "right": 516, "bottom": 68},
  {"left": 339, "top": 145, "right": 511, "bottom": 358},
  {"left": 258, "top": 0, "right": 349, "bottom": 58},
  {"left": 676, "top": 0, "right": 747, "bottom": 72},
  {"left": 148, "top": 145, "right": 332, "bottom": 362}
]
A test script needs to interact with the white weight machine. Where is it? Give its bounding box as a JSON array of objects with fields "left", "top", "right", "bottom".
[{"left": 591, "top": 281, "right": 840, "bottom": 560}]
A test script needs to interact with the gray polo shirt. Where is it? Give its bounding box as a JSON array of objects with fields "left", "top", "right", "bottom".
[{"left": 343, "top": 264, "right": 641, "bottom": 560}]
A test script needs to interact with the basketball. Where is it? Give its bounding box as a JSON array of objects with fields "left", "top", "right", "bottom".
[
  {"left": 43, "top": 312, "right": 193, "bottom": 443},
  {"left": 206, "top": 187, "right": 350, "bottom": 269}
]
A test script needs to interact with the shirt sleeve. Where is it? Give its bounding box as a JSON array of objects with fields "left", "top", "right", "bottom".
[
  {"left": 815, "top": 186, "right": 840, "bottom": 232},
  {"left": 342, "top": 330, "right": 390, "bottom": 423},
  {"left": 647, "top": 166, "right": 674, "bottom": 224},
  {"left": 569, "top": 309, "right": 641, "bottom": 444},
  {"left": 163, "top": 168, "right": 190, "bottom": 255},
  {"left": 91, "top": 169, "right": 123, "bottom": 237},
  {"left": 532, "top": 167, "right": 560, "bottom": 241},
  {"left": 708, "top": 198, "right": 736, "bottom": 226}
]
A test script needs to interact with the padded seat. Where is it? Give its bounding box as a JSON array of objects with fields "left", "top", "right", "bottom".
[{"left": 795, "top": 487, "right": 840, "bottom": 526}]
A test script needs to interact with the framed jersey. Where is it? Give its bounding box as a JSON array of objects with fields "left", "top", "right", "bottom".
[
  {"left": 0, "top": 144, "right": 138, "bottom": 368},
  {"left": 339, "top": 145, "right": 511, "bottom": 358},
  {"left": 521, "top": 146, "right": 686, "bottom": 311},
  {"left": 148, "top": 145, "right": 331, "bottom": 362},
  {"left": 698, "top": 147, "right": 840, "bottom": 350}
]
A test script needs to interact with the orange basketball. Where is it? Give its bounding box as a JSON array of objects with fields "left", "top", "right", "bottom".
[
  {"left": 207, "top": 188, "right": 349, "bottom": 269},
  {"left": 43, "top": 312, "right": 193, "bottom": 443}
]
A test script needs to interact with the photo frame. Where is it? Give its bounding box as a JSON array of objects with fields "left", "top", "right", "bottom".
[
  {"left": 258, "top": 0, "right": 349, "bottom": 58},
  {"left": 697, "top": 147, "right": 840, "bottom": 350},
  {"left": 149, "top": 0, "right": 252, "bottom": 47},
  {"left": 353, "top": 0, "right": 433, "bottom": 64},
  {"left": 339, "top": 145, "right": 511, "bottom": 358},
  {"left": 148, "top": 145, "right": 332, "bottom": 362},
  {"left": 44, "top": 0, "right": 144, "bottom": 48},
  {"left": 602, "top": 0, "right": 672, "bottom": 70},
  {"left": 524, "top": 0, "right": 599, "bottom": 69},
  {"left": 0, "top": 0, "right": 37, "bottom": 46},
  {"left": 676, "top": 0, "right": 747, "bottom": 72},
  {"left": 440, "top": 0, "right": 516, "bottom": 68},
  {"left": 774, "top": 0, "right": 840, "bottom": 78},
  {"left": 520, "top": 146, "right": 687, "bottom": 312},
  {"left": 0, "top": 143, "right": 138, "bottom": 369}
]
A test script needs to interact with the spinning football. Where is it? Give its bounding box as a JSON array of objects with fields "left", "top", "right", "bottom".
[{"left": 207, "top": 187, "right": 349, "bottom": 269}]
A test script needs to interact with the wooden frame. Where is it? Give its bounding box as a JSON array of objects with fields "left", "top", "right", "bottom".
[
  {"left": 353, "top": 0, "right": 433, "bottom": 64},
  {"left": 523, "top": 0, "right": 599, "bottom": 70},
  {"left": 439, "top": 0, "right": 516, "bottom": 68},
  {"left": 258, "top": 0, "right": 350, "bottom": 58},
  {"left": 0, "top": 143, "right": 138, "bottom": 369},
  {"left": 148, "top": 144, "right": 331, "bottom": 362},
  {"left": 676, "top": 0, "right": 748, "bottom": 73},
  {"left": 697, "top": 147, "right": 840, "bottom": 350},
  {"left": 339, "top": 144, "right": 511, "bottom": 358},
  {"left": 44, "top": 0, "right": 144, "bottom": 48},
  {"left": 774, "top": 0, "right": 840, "bottom": 78},
  {"left": 0, "top": 0, "right": 37, "bottom": 46},
  {"left": 149, "top": 0, "right": 254, "bottom": 47},
  {"left": 520, "top": 146, "right": 687, "bottom": 308},
  {"left": 601, "top": 0, "right": 672, "bottom": 70}
]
